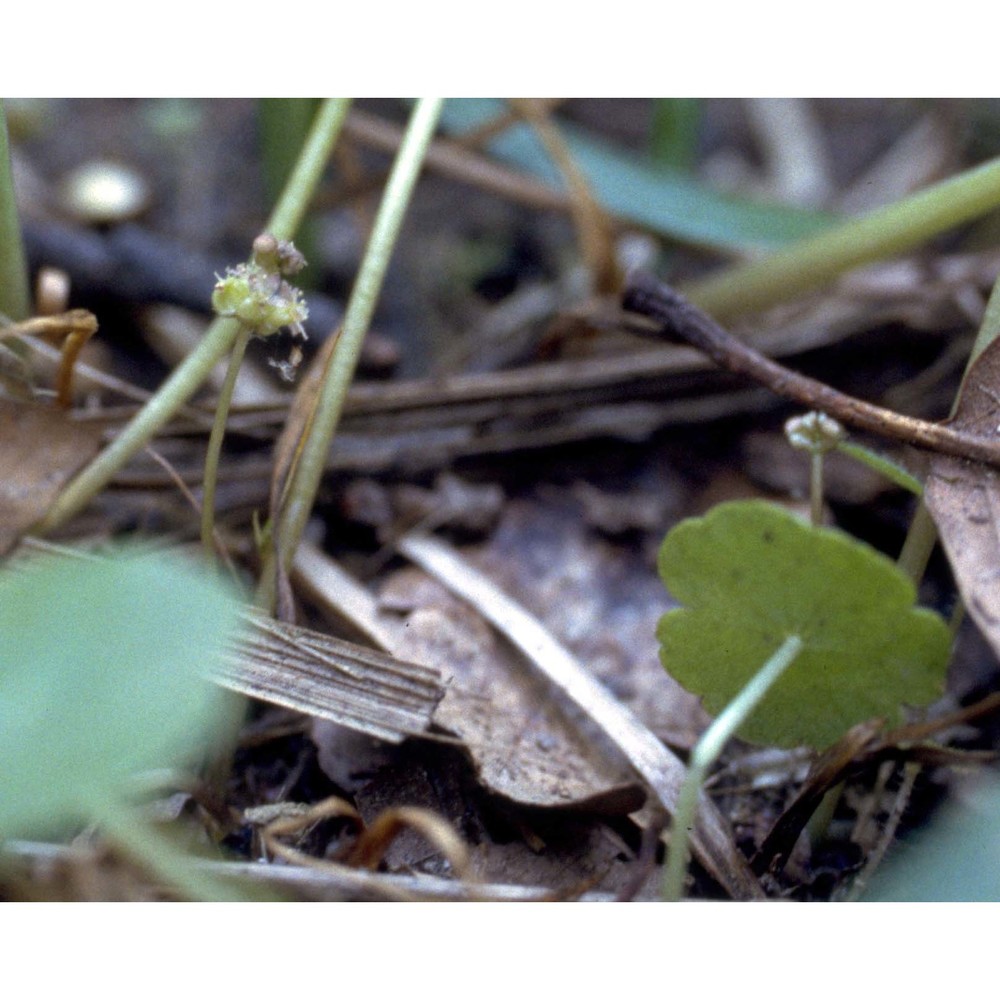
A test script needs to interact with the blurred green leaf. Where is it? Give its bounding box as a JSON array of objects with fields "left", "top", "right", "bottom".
[
  {"left": 439, "top": 99, "right": 838, "bottom": 253},
  {"left": 649, "top": 99, "right": 702, "bottom": 172},
  {"left": 0, "top": 549, "right": 243, "bottom": 836},
  {"left": 657, "top": 501, "right": 951, "bottom": 748},
  {"left": 865, "top": 776, "right": 1000, "bottom": 901}
]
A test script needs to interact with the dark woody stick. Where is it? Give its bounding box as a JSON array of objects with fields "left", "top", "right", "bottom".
[{"left": 623, "top": 271, "right": 1000, "bottom": 469}]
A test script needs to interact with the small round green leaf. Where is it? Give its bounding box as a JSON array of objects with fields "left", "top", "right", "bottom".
[
  {"left": 657, "top": 501, "right": 951, "bottom": 749},
  {"left": 0, "top": 549, "right": 243, "bottom": 836}
]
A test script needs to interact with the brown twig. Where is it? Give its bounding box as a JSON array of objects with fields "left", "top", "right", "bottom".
[{"left": 623, "top": 271, "right": 1000, "bottom": 469}]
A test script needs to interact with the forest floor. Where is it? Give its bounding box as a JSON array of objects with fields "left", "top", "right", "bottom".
[{"left": 3, "top": 98, "right": 999, "bottom": 902}]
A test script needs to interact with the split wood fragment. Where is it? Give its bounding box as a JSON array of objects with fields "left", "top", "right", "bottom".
[{"left": 214, "top": 610, "right": 443, "bottom": 744}]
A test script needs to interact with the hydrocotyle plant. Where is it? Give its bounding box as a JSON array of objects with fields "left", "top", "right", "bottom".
[
  {"left": 655, "top": 499, "right": 952, "bottom": 899},
  {"left": 33, "top": 98, "right": 352, "bottom": 537},
  {"left": 657, "top": 500, "right": 951, "bottom": 750},
  {"left": 201, "top": 233, "right": 309, "bottom": 559}
]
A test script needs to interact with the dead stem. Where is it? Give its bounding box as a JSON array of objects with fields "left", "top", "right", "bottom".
[{"left": 624, "top": 271, "right": 1000, "bottom": 469}]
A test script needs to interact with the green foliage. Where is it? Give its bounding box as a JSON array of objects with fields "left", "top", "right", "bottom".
[
  {"left": 656, "top": 501, "right": 951, "bottom": 749},
  {"left": 865, "top": 776, "right": 1000, "bottom": 901},
  {"left": 649, "top": 99, "right": 702, "bottom": 172},
  {"left": 0, "top": 549, "right": 243, "bottom": 837},
  {"left": 437, "top": 99, "right": 838, "bottom": 253},
  {"left": 0, "top": 100, "right": 30, "bottom": 321}
]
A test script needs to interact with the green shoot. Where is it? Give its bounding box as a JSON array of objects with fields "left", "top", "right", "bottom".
[
  {"left": 663, "top": 634, "right": 803, "bottom": 901},
  {"left": 256, "top": 97, "right": 444, "bottom": 611},
  {"left": 686, "top": 156, "right": 1000, "bottom": 320},
  {"left": 834, "top": 439, "right": 923, "bottom": 497},
  {"left": 649, "top": 99, "right": 701, "bottom": 172}
]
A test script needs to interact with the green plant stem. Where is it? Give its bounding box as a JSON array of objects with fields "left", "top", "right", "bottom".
[
  {"left": 685, "top": 156, "right": 1000, "bottom": 321},
  {"left": 806, "top": 780, "right": 844, "bottom": 846},
  {"left": 649, "top": 99, "right": 701, "bottom": 172},
  {"left": 809, "top": 452, "right": 823, "bottom": 527},
  {"left": 0, "top": 100, "right": 31, "bottom": 321},
  {"left": 258, "top": 99, "right": 321, "bottom": 287},
  {"left": 964, "top": 266, "right": 1000, "bottom": 374},
  {"left": 834, "top": 440, "right": 923, "bottom": 497},
  {"left": 256, "top": 97, "right": 444, "bottom": 611},
  {"left": 200, "top": 327, "right": 252, "bottom": 560},
  {"left": 663, "top": 634, "right": 803, "bottom": 901},
  {"left": 896, "top": 499, "right": 939, "bottom": 587},
  {"left": 34, "top": 99, "right": 351, "bottom": 535}
]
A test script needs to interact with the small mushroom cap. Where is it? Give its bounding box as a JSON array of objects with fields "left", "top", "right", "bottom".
[{"left": 59, "top": 161, "right": 151, "bottom": 225}]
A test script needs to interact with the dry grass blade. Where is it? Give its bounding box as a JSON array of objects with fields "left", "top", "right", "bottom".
[
  {"left": 396, "top": 531, "right": 764, "bottom": 900},
  {"left": 215, "top": 610, "right": 443, "bottom": 743},
  {"left": 510, "top": 99, "right": 621, "bottom": 294},
  {"left": 266, "top": 327, "right": 343, "bottom": 619},
  {"left": 0, "top": 840, "right": 598, "bottom": 902}
]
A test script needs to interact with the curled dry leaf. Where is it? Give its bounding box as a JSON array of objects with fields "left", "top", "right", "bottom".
[{"left": 926, "top": 337, "right": 1000, "bottom": 650}]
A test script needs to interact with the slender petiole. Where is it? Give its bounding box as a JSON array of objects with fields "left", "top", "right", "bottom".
[
  {"left": 200, "top": 327, "right": 252, "bottom": 560},
  {"left": 663, "top": 634, "right": 803, "bottom": 901}
]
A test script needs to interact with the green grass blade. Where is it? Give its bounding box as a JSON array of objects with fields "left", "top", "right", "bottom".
[{"left": 438, "top": 99, "right": 838, "bottom": 253}]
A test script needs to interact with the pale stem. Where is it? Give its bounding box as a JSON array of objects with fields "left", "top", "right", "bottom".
[
  {"left": 810, "top": 452, "right": 824, "bottom": 527},
  {"left": 256, "top": 97, "right": 444, "bottom": 611},
  {"left": 663, "top": 634, "right": 803, "bottom": 901},
  {"left": 0, "top": 100, "right": 30, "bottom": 322},
  {"left": 200, "top": 326, "right": 252, "bottom": 560},
  {"left": 686, "top": 156, "right": 1000, "bottom": 321}
]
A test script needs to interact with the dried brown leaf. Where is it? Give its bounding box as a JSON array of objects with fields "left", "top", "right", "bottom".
[
  {"left": 394, "top": 602, "right": 645, "bottom": 814},
  {"left": 466, "top": 496, "right": 706, "bottom": 748},
  {"left": 0, "top": 399, "right": 104, "bottom": 555},
  {"left": 267, "top": 327, "right": 342, "bottom": 619},
  {"left": 926, "top": 337, "right": 1000, "bottom": 650}
]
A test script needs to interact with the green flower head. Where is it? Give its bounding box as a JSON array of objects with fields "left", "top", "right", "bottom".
[{"left": 211, "top": 235, "right": 309, "bottom": 338}]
